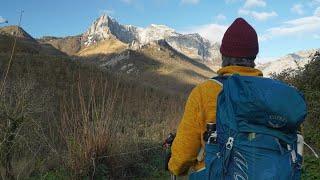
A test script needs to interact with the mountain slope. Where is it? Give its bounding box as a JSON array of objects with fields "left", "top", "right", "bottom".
[
  {"left": 0, "top": 26, "right": 65, "bottom": 56},
  {"left": 0, "top": 25, "right": 36, "bottom": 42},
  {"left": 38, "top": 36, "right": 82, "bottom": 55},
  {"left": 80, "top": 39, "right": 215, "bottom": 94},
  {"left": 77, "top": 37, "right": 127, "bottom": 56},
  {"left": 74, "top": 14, "right": 216, "bottom": 94},
  {"left": 257, "top": 49, "right": 320, "bottom": 77},
  {"left": 138, "top": 40, "right": 214, "bottom": 93}
]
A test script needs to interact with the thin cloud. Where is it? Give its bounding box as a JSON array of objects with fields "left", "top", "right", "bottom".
[
  {"left": 182, "top": 23, "right": 228, "bottom": 43},
  {"left": 260, "top": 9, "right": 320, "bottom": 41},
  {"left": 251, "top": 11, "right": 277, "bottom": 21},
  {"left": 121, "top": 0, "right": 133, "bottom": 4},
  {"left": 309, "top": 0, "right": 320, "bottom": 7},
  {"left": 225, "top": 0, "right": 239, "bottom": 3},
  {"left": 99, "top": 9, "right": 115, "bottom": 15},
  {"left": 181, "top": 0, "right": 200, "bottom": 4},
  {"left": 314, "top": 34, "right": 320, "bottom": 39},
  {"left": 215, "top": 14, "right": 227, "bottom": 22},
  {"left": 120, "top": 0, "right": 144, "bottom": 11},
  {"left": 238, "top": 8, "right": 250, "bottom": 15},
  {"left": 313, "top": 0, "right": 320, "bottom": 4},
  {"left": 0, "top": 16, "right": 8, "bottom": 24},
  {"left": 291, "top": 4, "right": 304, "bottom": 15},
  {"left": 315, "top": 7, "right": 320, "bottom": 16},
  {"left": 238, "top": 0, "right": 277, "bottom": 21},
  {"left": 238, "top": 8, "right": 277, "bottom": 21},
  {"left": 243, "top": 0, "right": 266, "bottom": 9}
]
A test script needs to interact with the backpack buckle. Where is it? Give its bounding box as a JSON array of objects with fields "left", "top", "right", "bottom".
[
  {"left": 226, "top": 137, "right": 234, "bottom": 150},
  {"left": 287, "top": 145, "right": 297, "bottom": 163}
]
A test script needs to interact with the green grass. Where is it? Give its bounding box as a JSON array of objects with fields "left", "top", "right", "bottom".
[
  {"left": 302, "top": 156, "right": 320, "bottom": 180},
  {"left": 27, "top": 168, "right": 71, "bottom": 180}
]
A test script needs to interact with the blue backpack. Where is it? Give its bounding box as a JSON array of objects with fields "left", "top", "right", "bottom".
[{"left": 190, "top": 74, "right": 307, "bottom": 180}]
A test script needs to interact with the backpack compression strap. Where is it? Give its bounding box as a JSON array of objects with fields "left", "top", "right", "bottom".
[{"left": 209, "top": 75, "right": 236, "bottom": 173}]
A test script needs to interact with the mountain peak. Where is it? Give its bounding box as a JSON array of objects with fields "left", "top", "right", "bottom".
[
  {"left": 97, "top": 13, "right": 115, "bottom": 24},
  {"left": 82, "top": 13, "right": 139, "bottom": 46},
  {"left": 0, "top": 25, "right": 36, "bottom": 42},
  {"left": 81, "top": 14, "right": 220, "bottom": 64}
]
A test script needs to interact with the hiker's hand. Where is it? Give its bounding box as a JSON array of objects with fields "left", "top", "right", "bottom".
[
  {"left": 162, "top": 133, "right": 176, "bottom": 170},
  {"left": 163, "top": 133, "right": 176, "bottom": 148}
]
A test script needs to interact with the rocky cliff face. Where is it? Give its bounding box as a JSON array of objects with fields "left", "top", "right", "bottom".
[
  {"left": 81, "top": 14, "right": 221, "bottom": 64},
  {"left": 166, "top": 33, "right": 221, "bottom": 62},
  {"left": 81, "top": 14, "right": 139, "bottom": 46},
  {"left": 138, "top": 24, "right": 179, "bottom": 44}
]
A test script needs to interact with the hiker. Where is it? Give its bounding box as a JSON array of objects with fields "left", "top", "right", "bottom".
[
  {"left": 168, "top": 17, "right": 261, "bottom": 176},
  {"left": 168, "top": 17, "right": 306, "bottom": 179}
]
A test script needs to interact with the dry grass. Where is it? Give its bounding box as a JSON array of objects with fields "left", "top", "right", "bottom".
[
  {"left": 0, "top": 54, "right": 186, "bottom": 179},
  {"left": 39, "top": 36, "right": 82, "bottom": 56},
  {"left": 77, "top": 38, "right": 127, "bottom": 56},
  {"left": 0, "top": 75, "right": 54, "bottom": 179}
]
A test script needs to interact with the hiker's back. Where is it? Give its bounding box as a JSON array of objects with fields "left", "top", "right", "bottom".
[
  {"left": 192, "top": 75, "right": 306, "bottom": 180},
  {"left": 168, "top": 67, "right": 264, "bottom": 175}
]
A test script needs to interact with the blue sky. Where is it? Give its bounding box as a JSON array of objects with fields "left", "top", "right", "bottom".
[{"left": 1, "top": 0, "right": 320, "bottom": 62}]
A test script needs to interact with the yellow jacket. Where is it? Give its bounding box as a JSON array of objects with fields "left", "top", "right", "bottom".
[{"left": 168, "top": 66, "right": 263, "bottom": 176}]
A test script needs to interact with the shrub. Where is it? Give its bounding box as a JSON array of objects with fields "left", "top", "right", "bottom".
[{"left": 272, "top": 51, "right": 320, "bottom": 179}]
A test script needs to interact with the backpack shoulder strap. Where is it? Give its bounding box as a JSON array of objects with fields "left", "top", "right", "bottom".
[{"left": 209, "top": 75, "right": 227, "bottom": 87}]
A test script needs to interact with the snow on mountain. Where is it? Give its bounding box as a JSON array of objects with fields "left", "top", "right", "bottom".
[
  {"left": 257, "top": 49, "right": 319, "bottom": 77},
  {"left": 82, "top": 14, "right": 220, "bottom": 64},
  {"left": 82, "top": 14, "right": 178, "bottom": 46},
  {"left": 138, "top": 24, "right": 179, "bottom": 44}
]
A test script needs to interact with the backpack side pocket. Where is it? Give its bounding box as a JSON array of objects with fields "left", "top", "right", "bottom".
[{"left": 205, "top": 144, "right": 223, "bottom": 180}]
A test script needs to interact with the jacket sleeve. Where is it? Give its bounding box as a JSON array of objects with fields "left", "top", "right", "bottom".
[{"left": 168, "top": 86, "right": 202, "bottom": 176}]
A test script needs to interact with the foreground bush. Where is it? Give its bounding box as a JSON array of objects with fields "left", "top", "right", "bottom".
[{"left": 272, "top": 51, "right": 320, "bottom": 179}]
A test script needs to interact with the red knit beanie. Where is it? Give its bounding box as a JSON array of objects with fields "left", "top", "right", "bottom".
[{"left": 220, "top": 17, "right": 259, "bottom": 58}]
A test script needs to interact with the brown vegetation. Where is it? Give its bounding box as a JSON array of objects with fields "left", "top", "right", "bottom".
[
  {"left": 38, "top": 36, "right": 82, "bottom": 56},
  {"left": 77, "top": 38, "right": 127, "bottom": 56},
  {"left": 0, "top": 54, "right": 186, "bottom": 179}
]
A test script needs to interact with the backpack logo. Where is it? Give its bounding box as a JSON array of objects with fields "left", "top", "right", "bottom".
[{"left": 267, "top": 115, "right": 287, "bottom": 128}]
